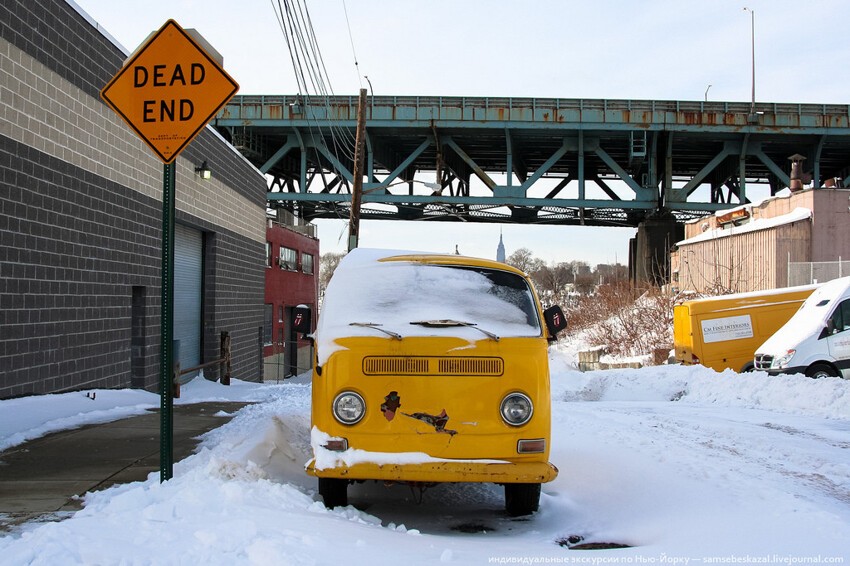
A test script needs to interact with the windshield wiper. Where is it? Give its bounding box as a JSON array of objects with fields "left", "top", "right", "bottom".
[
  {"left": 349, "top": 322, "right": 403, "bottom": 340},
  {"left": 409, "top": 319, "right": 500, "bottom": 342}
]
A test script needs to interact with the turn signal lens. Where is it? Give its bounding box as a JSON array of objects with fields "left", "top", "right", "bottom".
[
  {"left": 517, "top": 439, "right": 545, "bottom": 453},
  {"left": 322, "top": 438, "right": 349, "bottom": 451},
  {"left": 500, "top": 392, "right": 533, "bottom": 426}
]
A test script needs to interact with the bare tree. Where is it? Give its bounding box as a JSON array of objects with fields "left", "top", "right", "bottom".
[
  {"left": 566, "top": 281, "right": 679, "bottom": 363},
  {"left": 505, "top": 247, "right": 544, "bottom": 275},
  {"left": 319, "top": 252, "right": 346, "bottom": 300},
  {"left": 532, "top": 262, "right": 573, "bottom": 306}
]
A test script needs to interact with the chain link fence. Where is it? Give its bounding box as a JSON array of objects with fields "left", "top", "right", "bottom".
[
  {"left": 788, "top": 259, "right": 850, "bottom": 286},
  {"left": 263, "top": 340, "right": 314, "bottom": 383}
]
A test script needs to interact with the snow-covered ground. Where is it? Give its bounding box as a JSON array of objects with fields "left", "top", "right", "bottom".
[{"left": 1, "top": 348, "right": 849, "bottom": 565}]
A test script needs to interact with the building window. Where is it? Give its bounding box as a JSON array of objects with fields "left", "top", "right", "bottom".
[
  {"left": 263, "top": 304, "right": 273, "bottom": 345},
  {"left": 266, "top": 242, "right": 273, "bottom": 268},
  {"left": 280, "top": 246, "right": 297, "bottom": 271},
  {"left": 302, "top": 253, "right": 314, "bottom": 275},
  {"left": 279, "top": 305, "right": 284, "bottom": 323}
]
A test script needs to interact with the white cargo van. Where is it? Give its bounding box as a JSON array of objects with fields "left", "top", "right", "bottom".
[{"left": 754, "top": 276, "right": 850, "bottom": 378}]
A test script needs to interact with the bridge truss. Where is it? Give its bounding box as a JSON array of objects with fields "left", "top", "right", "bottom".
[{"left": 215, "top": 95, "right": 850, "bottom": 227}]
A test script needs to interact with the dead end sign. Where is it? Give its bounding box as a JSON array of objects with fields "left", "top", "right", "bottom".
[{"left": 100, "top": 19, "right": 239, "bottom": 164}]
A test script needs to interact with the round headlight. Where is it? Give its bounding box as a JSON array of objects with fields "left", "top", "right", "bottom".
[
  {"left": 333, "top": 391, "right": 366, "bottom": 425},
  {"left": 500, "top": 392, "right": 533, "bottom": 426}
]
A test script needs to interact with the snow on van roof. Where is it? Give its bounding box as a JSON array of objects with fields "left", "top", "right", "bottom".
[
  {"left": 315, "top": 248, "right": 541, "bottom": 365},
  {"left": 679, "top": 284, "right": 821, "bottom": 314}
]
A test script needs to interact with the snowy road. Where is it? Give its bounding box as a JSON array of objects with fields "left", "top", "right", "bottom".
[
  {"left": 1, "top": 355, "right": 849, "bottom": 564},
  {"left": 549, "top": 402, "right": 850, "bottom": 555}
]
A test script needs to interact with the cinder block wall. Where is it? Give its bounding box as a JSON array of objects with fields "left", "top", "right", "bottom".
[{"left": 0, "top": 0, "right": 267, "bottom": 397}]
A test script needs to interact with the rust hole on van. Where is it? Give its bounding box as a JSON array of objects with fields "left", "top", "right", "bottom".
[
  {"left": 556, "top": 535, "right": 632, "bottom": 550},
  {"left": 380, "top": 391, "right": 401, "bottom": 421},
  {"left": 402, "top": 409, "right": 458, "bottom": 436}
]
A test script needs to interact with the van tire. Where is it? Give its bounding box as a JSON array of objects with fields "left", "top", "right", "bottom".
[
  {"left": 505, "top": 483, "right": 541, "bottom": 516},
  {"left": 805, "top": 364, "right": 838, "bottom": 379},
  {"left": 318, "top": 478, "right": 348, "bottom": 508}
]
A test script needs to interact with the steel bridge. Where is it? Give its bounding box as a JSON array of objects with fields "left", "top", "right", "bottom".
[{"left": 214, "top": 95, "right": 850, "bottom": 228}]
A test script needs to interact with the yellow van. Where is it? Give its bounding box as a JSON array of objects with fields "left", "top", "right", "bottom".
[
  {"left": 673, "top": 285, "right": 817, "bottom": 373},
  {"left": 306, "top": 249, "right": 567, "bottom": 516}
]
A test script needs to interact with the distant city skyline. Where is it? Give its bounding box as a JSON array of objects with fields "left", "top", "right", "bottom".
[{"left": 313, "top": 218, "right": 635, "bottom": 266}]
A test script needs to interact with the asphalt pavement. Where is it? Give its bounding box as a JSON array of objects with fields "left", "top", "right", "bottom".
[{"left": 0, "top": 402, "right": 249, "bottom": 533}]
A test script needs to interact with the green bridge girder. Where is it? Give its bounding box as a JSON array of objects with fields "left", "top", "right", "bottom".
[{"left": 214, "top": 95, "right": 850, "bottom": 227}]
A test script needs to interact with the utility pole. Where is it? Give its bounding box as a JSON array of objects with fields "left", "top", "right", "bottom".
[
  {"left": 744, "top": 7, "right": 755, "bottom": 117},
  {"left": 348, "top": 88, "right": 368, "bottom": 251}
]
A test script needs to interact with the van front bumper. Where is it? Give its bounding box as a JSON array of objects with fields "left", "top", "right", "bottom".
[
  {"left": 764, "top": 366, "right": 808, "bottom": 377},
  {"left": 305, "top": 459, "right": 559, "bottom": 484}
]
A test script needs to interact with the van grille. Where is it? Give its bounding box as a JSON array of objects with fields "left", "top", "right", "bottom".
[
  {"left": 363, "top": 356, "right": 504, "bottom": 376},
  {"left": 754, "top": 354, "right": 773, "bottom": 371},
  {"left": 363, "top": 357, "right": 429, "bottom": 375},
  {"left": 437, "top": 357, "right": 503, "bottom": 375}
]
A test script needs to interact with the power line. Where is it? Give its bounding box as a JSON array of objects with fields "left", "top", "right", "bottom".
[
  {"left": 341, "top": 0, "right": 363, "bottom": 90},
  {"left": 270, "top": 0, "right": 360, "bottom": 184}
]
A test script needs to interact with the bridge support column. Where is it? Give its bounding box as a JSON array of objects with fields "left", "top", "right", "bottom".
[{"left": 630, "top": 212, "right": 684, "bottom": 288}]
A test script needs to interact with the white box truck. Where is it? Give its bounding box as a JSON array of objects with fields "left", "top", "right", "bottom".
[{"left": 754, "top": 276, "right": 850, "bottom": 378}]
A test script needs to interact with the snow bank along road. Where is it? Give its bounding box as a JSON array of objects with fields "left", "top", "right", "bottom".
[{"left": 0, "top": 356, "right": 849, "bottom": 565}]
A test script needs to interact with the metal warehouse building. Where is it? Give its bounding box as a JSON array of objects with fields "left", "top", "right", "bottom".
[
  {"left": 671, "top": 188, "right": 850, "bottom": 294},
  {"left": 0, "top": 0, "right": 268, "bottom": 398}
]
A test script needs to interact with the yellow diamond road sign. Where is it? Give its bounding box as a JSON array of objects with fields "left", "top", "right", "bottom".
[{"left": 101, "top": 19, "right": 239, "bottom": 164}]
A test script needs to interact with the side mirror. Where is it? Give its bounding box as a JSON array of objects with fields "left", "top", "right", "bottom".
[
  {"left": 543, "top": 305, "right": 567, "bottom": 338},
  {"left": 819, "top": 319, "right": 836, "bottom": 340},
  {"left": 292, "top": 305, "right": 312, "bottom": 334}
]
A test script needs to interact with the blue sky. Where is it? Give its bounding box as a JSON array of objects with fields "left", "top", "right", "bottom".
[{"left": 73, "top": 0, "right": 849, "bottom": 264}]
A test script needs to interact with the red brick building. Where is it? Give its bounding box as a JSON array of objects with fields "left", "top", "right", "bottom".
[{"left": 263, "top": 211, "right": 319, "bottom": 380}]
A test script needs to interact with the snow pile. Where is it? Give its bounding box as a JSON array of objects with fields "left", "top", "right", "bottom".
[
  {"left": 0, "top": 389, "right": 155, "bottom": 452},
  {"left": 552, "top": 354, "right": 850, "bottom": 419},
  {"left": 0, "top": 375, "right": 289, "bottom": 453}
]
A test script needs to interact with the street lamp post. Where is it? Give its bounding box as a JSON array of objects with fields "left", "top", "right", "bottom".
[{"left": 743, "top": 7, "right": 755, "bottom": 116}]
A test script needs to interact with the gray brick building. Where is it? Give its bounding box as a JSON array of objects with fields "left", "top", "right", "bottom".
[{"left": 0, "top": 0, "right": 268, "bottom": 398}]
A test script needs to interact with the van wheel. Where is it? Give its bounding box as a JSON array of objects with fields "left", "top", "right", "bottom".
[
  {"left": 318, "top": 478, "right": 348, "bottom": 508},
  {"left": 504, "top": 483, "right": 541, "bottom": 517},
  {"left": 805, "top": 364, "right": 838, "bottom": 379}
]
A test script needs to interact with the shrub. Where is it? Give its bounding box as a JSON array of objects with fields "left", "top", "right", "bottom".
[{"left": 564, "top": 282, "right": 677, "bottom": 363}]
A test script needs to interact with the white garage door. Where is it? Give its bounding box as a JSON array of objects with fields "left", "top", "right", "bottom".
[{"left": 174, "top": 224, "right": 202, "bottom": 381}]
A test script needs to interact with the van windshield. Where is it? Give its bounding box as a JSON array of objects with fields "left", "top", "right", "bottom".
[
  {"left": 321, "top": 260, "right": 542, "bottom": 339},
  {"left": 406, "top": 265, "right": 541, "bottom": 333}
]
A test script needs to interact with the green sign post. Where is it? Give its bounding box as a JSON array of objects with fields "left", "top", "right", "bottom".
[
  {"left": 159, "top": 162, "right": 176, "bottom": 480},
  {"left": 100, "top": 20, "right": 238, "bottom": 483}
]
